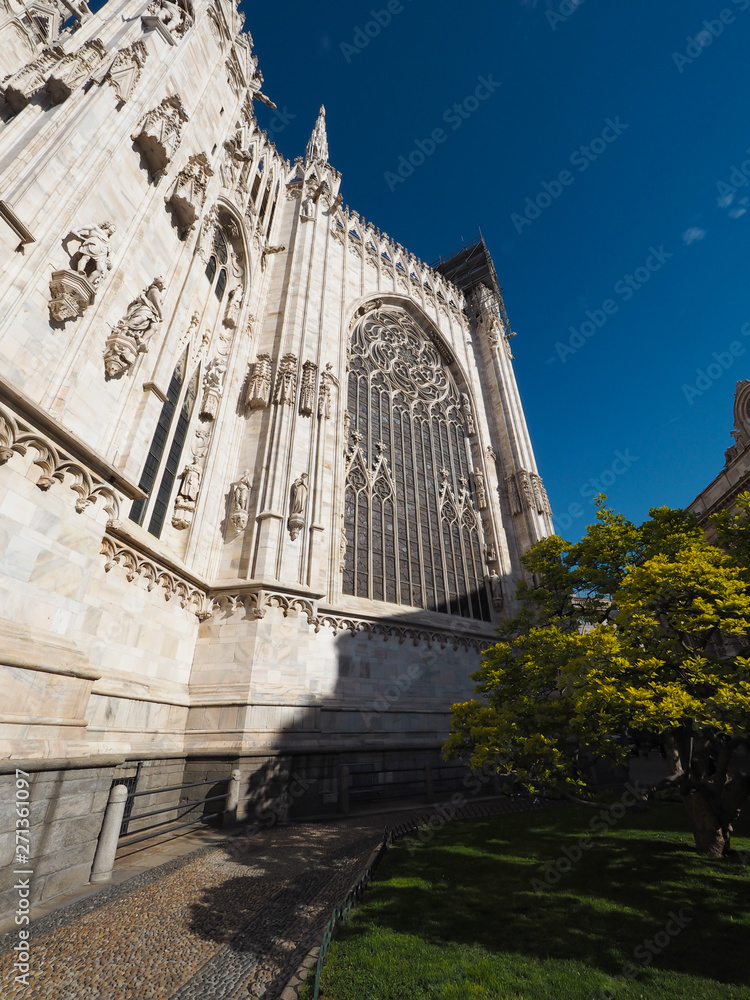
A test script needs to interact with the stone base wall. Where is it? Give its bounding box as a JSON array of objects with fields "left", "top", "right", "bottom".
[{"left": 0, "top": 764, "right": 115, "bottom": 931}]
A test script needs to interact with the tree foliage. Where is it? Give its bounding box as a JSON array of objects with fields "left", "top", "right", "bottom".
[{"left": 444, "top": 495, "right": 750, "bottom": 856}]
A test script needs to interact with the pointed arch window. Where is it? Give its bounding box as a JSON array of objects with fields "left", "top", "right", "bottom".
[{"left": 343, "top": 306, "right": 490, "bottom": 621}]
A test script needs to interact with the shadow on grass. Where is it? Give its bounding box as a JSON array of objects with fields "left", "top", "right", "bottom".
[{"left": 334, "top": 804, "right": 750, "bottom": 987}]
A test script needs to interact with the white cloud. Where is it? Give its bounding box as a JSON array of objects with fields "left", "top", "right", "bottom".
[
  {"left": 729, "top": 196, "right": 748, "bottom": 219},
  {"left": 682, "top": 227, "right": 707, "bottom": 245},
  {"left": 717, "top": 191, "right": 735, "bottom": 209}
]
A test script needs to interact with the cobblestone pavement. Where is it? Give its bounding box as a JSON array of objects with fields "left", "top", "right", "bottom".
[{"left": 0, "top": 815, "right": 393, "bottom": 1000}]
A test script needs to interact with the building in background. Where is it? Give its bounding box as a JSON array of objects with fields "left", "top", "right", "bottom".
[
  {"left": 688, "top": 380, "right": 750, "bottom": 532},
  {"left": 0, "top": 0, "right": 551, "bottom": 912}
]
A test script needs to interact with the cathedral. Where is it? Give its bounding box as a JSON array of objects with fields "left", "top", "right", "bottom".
[{"left": 0, "top": 0, "right": 551, "bottom": 910}]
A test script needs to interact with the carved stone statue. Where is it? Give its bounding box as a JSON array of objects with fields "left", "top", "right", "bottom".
[
  {"left": 461, "top": 393, "right": 476, "bottom": 436},
  {"left": 474, "top": 469, "right": 487, "bottom": 509},
  {"left": 172, "top": 458, "right": 202, "bottom": 529},
  {"left": 288, "top": 472, "right": 308, "bottom": 540},
  {"left": 318, "top": 363, "right": 333, "bottom": 419},
  {"left": 103, "top": 278, "right": 164, "bottom": 378},
  {"left": 229, "top": 469, "right": 252, "bottom": 533},
  {"left": 199, "top": 356, "right": 227, "bottom": 420},
  {"left": 71, "top": 221, "right": 116, "bottom": 287},
  {"left": 145, "top": 0, "right": 192, "bottom": 38},
  {"left": 488, "top": 570, "right": 503, "bottom": 610}
]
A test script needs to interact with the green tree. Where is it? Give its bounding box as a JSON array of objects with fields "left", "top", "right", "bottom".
[{"left": 445, "top": 497, "right": 750, "bottom": 857}]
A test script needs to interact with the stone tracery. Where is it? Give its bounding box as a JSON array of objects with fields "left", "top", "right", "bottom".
[{"left": 343, "top": 306, "right": 490, "bottom": 621}]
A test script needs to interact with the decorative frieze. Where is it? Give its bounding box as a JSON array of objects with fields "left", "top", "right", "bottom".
[
  {"left": 0, "top": 403, "right": 120, "bottom": 517},
  {"left": 132, "top": 94, "right": 188, "bottom": 178},
  {"left": 298, "top": 360, "right": 317, "bottom": 416},
  {"left": 100, "top": 534, "right": 209, "bottom": 617},
  {"left": 245, "top": 353, "right": 272, "bottom": 410},
  {"left": 45, "top": 38, "right": 107, "bottom": 104},
  {"left": 273, "top": 352, "right": 297, "bottom": 405},
  {"left": 165, "top": 152, "right": 212, "bottom": 236},
  {"left": 103, "top": 277, "right": 164, "bottom": 378}
]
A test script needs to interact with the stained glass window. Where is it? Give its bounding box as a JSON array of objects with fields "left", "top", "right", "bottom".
[{"left": 343, "top": 307, "right": 490, "bottom": 621}]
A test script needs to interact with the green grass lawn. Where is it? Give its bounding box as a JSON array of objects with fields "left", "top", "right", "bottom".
[{"left": 301, "top": 802, "right": 750, "bottom": 1000}]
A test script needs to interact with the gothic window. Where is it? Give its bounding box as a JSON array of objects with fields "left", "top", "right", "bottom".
[
  {"left": 215, "top": 267, "right": 227, "bottom": 300},
  {"left": 343, "top": 306, "right": 490, "bottom": 622},
  {"left": 130, "top": 353, "right": 199, "bottom": 536}
]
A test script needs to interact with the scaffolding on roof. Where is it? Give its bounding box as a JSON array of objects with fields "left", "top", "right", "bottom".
[{"left": 432, "top": 235, "right": 514, "bottom": 336}]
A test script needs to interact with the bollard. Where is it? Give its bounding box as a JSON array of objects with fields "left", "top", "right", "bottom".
[
  {"left": 423, "top": 763, "right": 433, "bottom": 803},
  {"left": 338, "top": 766, "right": 350, "bottom": 815},
  {"left": 90, "top": 784, "right": 129, "bottom": 883},
  {"left": 223, "top": 769, "right": 242, "bottom": 829}
]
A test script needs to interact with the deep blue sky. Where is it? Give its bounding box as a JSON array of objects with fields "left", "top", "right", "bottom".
[{"left": 242, "top": 0, "right": 750, "bottom": 540}]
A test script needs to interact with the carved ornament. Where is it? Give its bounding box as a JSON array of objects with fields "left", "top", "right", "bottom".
[{"left": 132, "top": 94, "right": 188, "bottom": 178}]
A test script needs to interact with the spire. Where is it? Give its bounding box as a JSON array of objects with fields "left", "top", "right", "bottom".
[{"left": 305, "top": 105, "right": 328, "bottom": 164}]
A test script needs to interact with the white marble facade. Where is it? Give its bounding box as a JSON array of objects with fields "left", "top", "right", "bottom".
[{"left": 0, "top": 0, "right": 552, "bottom": 779}]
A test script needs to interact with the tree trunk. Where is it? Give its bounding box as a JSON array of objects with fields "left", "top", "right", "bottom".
[{"left": 683, "top": 789, "right": 729, "bottom": 856}]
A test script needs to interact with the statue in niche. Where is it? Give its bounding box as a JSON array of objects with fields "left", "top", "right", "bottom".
[
  {"left": 288, "top": 473, "right": 308, "bottom": 540},
  {"left": 103, "top": 277, "right": 164, "bottom": 378},
  {"left": 485, "top": 542, "right": 496, "bottom": 563},
  {"left": 199, "top": 356, "right": 227, "bottom": 420},
  {"left": 488, "top": 571, "right": 503, "bottom": 610},
  {"left": 229, "top": 470, "right": 252, "bottom": 534},
  {"left": 461, "top": 393, "right": 476, "bottom": 436},
  {"left": 301, "top": 196, "right": 315, "bottom": 220},
  {"left": 71, "top": 221, "right": 116, "bottom": 288}
]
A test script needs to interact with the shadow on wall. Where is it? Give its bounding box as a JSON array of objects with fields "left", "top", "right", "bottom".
[{"left": 218, "top": 603, "right": 504, "bottom": 832}]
